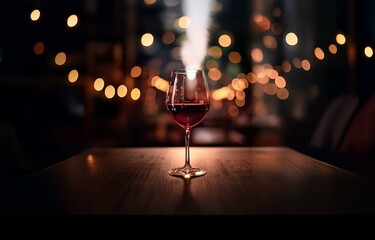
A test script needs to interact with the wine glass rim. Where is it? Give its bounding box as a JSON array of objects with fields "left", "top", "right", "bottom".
[{"left": 172, "top": 69, "right": 203, "bottom": 74}]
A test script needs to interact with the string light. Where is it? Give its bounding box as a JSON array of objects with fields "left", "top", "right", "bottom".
[{"left": 23, "top": 3, "right": 375, "bottom": 109}]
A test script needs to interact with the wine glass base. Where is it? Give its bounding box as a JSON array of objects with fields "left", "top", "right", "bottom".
[{"left": 169, "top": 167, "right": 206, "bottom": 178}]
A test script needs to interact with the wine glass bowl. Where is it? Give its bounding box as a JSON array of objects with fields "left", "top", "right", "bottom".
[{"left": 166, "top": 69, "right": 210, "bottom": 178}]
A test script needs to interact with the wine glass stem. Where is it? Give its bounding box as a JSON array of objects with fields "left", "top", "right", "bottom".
[{"left": 185, "top": 128, "right": 191, "bottom": 168}]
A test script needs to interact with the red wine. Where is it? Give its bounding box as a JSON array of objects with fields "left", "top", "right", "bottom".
[{"left": 167, "top": 103, "right": 210, "bottom": 129}]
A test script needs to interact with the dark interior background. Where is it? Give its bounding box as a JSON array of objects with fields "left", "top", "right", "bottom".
[{"left": 1, "top": 0, "right": 374, "bottom": 181}]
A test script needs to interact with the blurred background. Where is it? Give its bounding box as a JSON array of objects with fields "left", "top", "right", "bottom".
[{"left": 1, "top": 0, "right": 375, "bottom": 180}]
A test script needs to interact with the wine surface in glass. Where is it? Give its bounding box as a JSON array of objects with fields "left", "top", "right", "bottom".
[{"left": 166, "top": 103, "right": 209, "bottom": 129}]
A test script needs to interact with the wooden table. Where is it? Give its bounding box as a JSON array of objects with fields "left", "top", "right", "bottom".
[{"left": 1, "top": 147, "right": 375, "bottom": 215}]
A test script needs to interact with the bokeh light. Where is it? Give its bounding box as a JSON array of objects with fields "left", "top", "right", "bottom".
[
  {"left": 285, "top": 32, "right": 298, "bottom": 46},
  {"left": 336, "top": 33, "right": 346, "bottom": 45},
  {"left": 105, "top": 85, "right": 116, "bottom": 99},
  {"left": 94, "top": 78, "right": 105, "bottom": 91},
  {"left": 117, "top": 85, "right": 128, "bottom": 98},
  {"left": 178, "top": 16, "right": 191, "bottom": 29},
  {"left": 68, "top": 69, "right": 79, "bottom": 83},
  {"left": 218, "top": 34, "right": 231, "bottom": 47},
  {"left": 329, "top": 44, "right": 338, "bottom": 54},
  {"left": 33, "top": 42, "right": 44, "bottom": 55},
  {"left": 314, "top": 47, "right": 325, "bottom": 60},
  {"left": 30, "top": 9, "right": 40, "bottom": 21},
  {"left": 131, "top": 88, "right": 141, "bottom": 100},
  {"left": 130, "top": 66, "right": 142, "bottom": 78},
  {"left": 141, "top": 33, "right": 154, "bottom": 47},
  {"left": 67, "top": 14, "right": 78, "bottom": 27},
  {"left": 55, "top": 52, "right": 67, "bottom": 66},
  {"left": 364, "top": 46, "right": 373, "bottom": 58}
]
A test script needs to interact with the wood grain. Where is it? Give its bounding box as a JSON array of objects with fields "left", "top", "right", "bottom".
[{"left": 1, "top": 147, "right": 374, "bottom": 215}]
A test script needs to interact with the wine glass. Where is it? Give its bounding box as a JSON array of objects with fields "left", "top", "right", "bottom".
[{"left": 166, "top": 69, "right": 210, "bottom": 178}]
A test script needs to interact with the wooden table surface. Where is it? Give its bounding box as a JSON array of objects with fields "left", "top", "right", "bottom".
[{"left": 1, "top": 147, "right": 375, "bottom": 215}]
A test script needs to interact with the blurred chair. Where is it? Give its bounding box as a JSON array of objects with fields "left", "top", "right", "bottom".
[
  {"left": 337, "top": 95, "right": 375, "bottom": 157},
  {"left": 335, "top": 95, "right": 375, "bottom": 181},
  {"left": 309, "top": 94, "right": 359, "bottom": 152}
]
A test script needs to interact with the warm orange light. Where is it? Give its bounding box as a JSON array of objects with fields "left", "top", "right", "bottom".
[
  {"left": 273, "top": 7, "right": 281, "bottom": 17},
  {"left": 301, "top": 59, "right": 311, "bottom": 71},
  {"left": 329, "top": 44, "right": 338, "bottom": 54},
  {"left": 277, "top": 88, "right": 289, "bottom": 100},
  {"left": 104, "top": 85, "right": 116, "bottom": 99},
  {"left": 282, "top": 61, "right": 291, "bottom": 73},
  {"left": 275, "top": 76, "right": 286, "bottom": 88},
  {"left": 94, "top": 78, "right": 105, "bottom": 91},
  {"left": 55, "top": 52, "right": 66, "bottom": 66},
  {"left": 211, "top": 100, "right": 222, "bottom": 111},
  {"left": 235, "top": 99, "right": 245, "bottom": 107},
  {"left": 162, "top": 31, "right": 175, "bottom": 44},
  {"left": 293, "top": 58, "right": 301, "bottom": 69},
  {"left": 226, "top": 89, "right": 235, "bottom": 100},
  {"left": 117, "top": 85, "right": 128, "bottom": 98},
  {"left": 263, "top": 35, "right": 277, "bottom": 49},
  {"left": 87, "top": 154, "right": 94, "bottom": 162},
  {"left": 67, "top": 14, "right": 78, "bottom": 27},
  {"left": 33, "top": 42, "right": 44, "bottom": 55},
  {"left": 30, "top": 9, "right": 40, "bottom": 21},
  {"left": 253, "top": 13, "right": 271, "bottom": 31},
  {"left": 247, "top": 72, "right": 257, "bottom": 83},
  {"left": 237, "top": 73, "right": 247, "bottom": 80},
  {"left": 141, "top": 33, "right": 154, "bottom": 47},
  {"left": 336, "top": 33, "right": 346, "bottom": 45},
  {"left": 151, "top": 76, "right": 159, "bottom": 87},
  {"left": 212, "top": 87, "right": 230, "bottom": 101},
  {"left": 251, "top": 48, "right": 263, "bottom": 63},
  {"left": 131, "top": 88, "right": 141, "bottom": 100},
  {"left": 256, "top": 72, "right": 269, "bottom": 85},
  {"left": 218, "top": 34, "right": 231, "bottom": 47},
  {"left": 86, "top": 154, "right": 97, "bottom": 173},
  {"left": 130, "top": 66, "right": 142, "bottom": 78},
  {"left": 264, "top": 83, "right": 277, "bottom": 95},
  {"left": 228, "top": 105, "right": 239, "bottom": 117},
  {"left": 228, "top": 51, "right": 241, "bottom": 64},
  {"left": 154, "top": 77, "right": 169, "bottom": 92},
  {"left": 178, "top": 16, "right": 191, "bottom": 29},
  {"left": 208, "top": 68, "right": 221, "bottom": 81},
  {"left": 314, "top": 47, "right": 325, "bottom": 60},
  {"left": 264, "top": 68, "right": 278, "bottom": 79},
  {"left": 144, "top": 0, "right": 157, "bottom": 5},
  {"left": 236, "top": 90, "right": 246, "bottom": 101},
  {"left": 205, "top": 59, "right": 218, "bottom": 69},
  {"left": 364, "top": 46, "right": 373, "bottom": 58},
  {"left": 232, "top": 78, "right": 247, "bottom": 91},
  {"left": 68, "top": 69, "right": 79, "bottom": 83},
  {"left": 285, "top": 32, "right": 298, "bottom": 46},
  {"left": 208, "top": 46, "right": 222, "bottom": 59}
]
